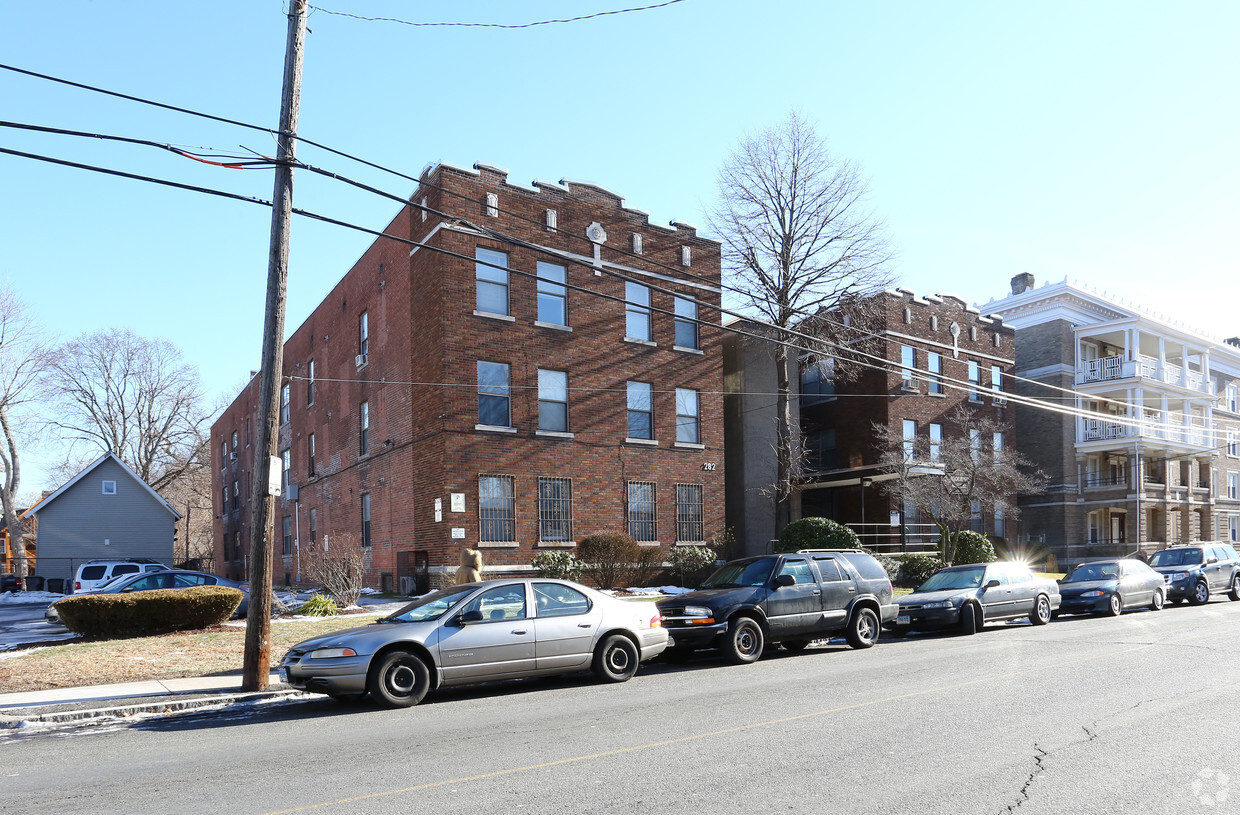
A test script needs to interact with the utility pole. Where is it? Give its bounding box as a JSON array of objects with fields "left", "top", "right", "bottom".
[{"left": 242, "top": 0, "right": 307, "bottom": 692}]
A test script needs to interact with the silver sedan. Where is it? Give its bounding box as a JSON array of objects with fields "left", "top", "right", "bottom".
[{"left": 280, "top": 578, "right": 669, "bottom": 707}]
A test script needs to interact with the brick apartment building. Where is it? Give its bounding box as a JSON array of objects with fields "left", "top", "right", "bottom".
[
  {"left": 212, "top": 162, "right": 725, "bottom": 591},
  {"left": 724, "top": 288, "right": 1017, "bottom": 554},
  {"left": 983, "top": 274, "right": 1240, "bottom": 561}
]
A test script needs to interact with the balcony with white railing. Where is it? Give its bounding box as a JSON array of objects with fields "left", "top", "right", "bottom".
[
  {"left": 1076, "top": 354, "right": 1213, "bottom": 395},
  {"left": 1077, "top": 411, "right": 1215, "bottom": 449}
]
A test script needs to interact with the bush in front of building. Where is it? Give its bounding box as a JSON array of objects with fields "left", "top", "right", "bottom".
[
  {"left": 948, "top": 530, "right": 997, "bottom": 565},
  {"left": 531, "top": 550, "right": 583, "bottom": 582},
  {"left": 668, "top": 544, "right": 718, "bottom": 588},
  {"left": 56, "top": 586, "right": 243, "bottom": 638},
  {"left": 775, "top": 517, "right": 859, "bottom": 553},
  {"left": 898, "top": 553, "right": 945, "bottom": 587},
  {"left": 294, "top": 593, "right": 341, "bottom": 617},
  {"left": 577, "top": 532, "right": 642, "bottom": 590}
]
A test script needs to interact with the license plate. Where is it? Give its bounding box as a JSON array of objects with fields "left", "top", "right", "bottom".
[{"left": 896, "top": 615, "right": 910, "bottom": 625}]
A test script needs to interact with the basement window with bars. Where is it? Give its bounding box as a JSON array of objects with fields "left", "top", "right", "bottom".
[
  {"left": 479, "top": 475, "right": 516, "bottom": 542},
  {"left": 675, "top": 484, "right": 704, "bottom": 543},
  {"left": 537, "top": 477, "right": 573, "bottom": 543}
]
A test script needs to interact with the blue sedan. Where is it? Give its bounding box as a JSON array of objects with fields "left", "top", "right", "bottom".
[{"left": 1056, "top": 558, "right": 1164, "bottom": 617}]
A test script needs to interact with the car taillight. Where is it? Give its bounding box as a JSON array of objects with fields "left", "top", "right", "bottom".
[
  {"left": 650, "top": 612, "right": 662, "bottom": 628},
  {"left": 74, "top": 581, "right": 81, "bottom": 591}
]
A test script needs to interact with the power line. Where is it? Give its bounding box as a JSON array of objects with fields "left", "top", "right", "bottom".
[{"left": 307, "top": 1, "right": 689, "bottom": 29}]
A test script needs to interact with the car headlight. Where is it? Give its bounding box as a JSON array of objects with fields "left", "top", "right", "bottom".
[
  {"left": 308, "top": 647, "right": 358, "bottom": 659},
  {"left": 921, "top": 599, "right": 957, "bottom": 609},
  {"left": 683, "top": 605, "right": 712, "bottom": 617},
  {"left": 1080, "top": 590, "right": 1106, "bottom": 597},
  {"left": 1169, "top": 572, "right": 1189, "bottom": 581}
]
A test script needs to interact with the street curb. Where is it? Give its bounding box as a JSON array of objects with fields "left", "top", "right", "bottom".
[{"left": 0, "top": 689, "right": 306, "bottom": 730}]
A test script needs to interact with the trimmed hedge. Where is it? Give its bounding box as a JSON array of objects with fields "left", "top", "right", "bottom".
[
  {"left": 951, "top": 530, "right": 997, "bottom": 565},
  {"left": 577, "top": 532, "right": 642, "bottom": 590},
  {"left": 775, "top": 517, "right": 859, "bottom": 553},
  {"left": 898, "top": 553, "right": 946, "bottom": 587},
  {"left": 56, "top": 586, "right": 243, "bottom": 637}
]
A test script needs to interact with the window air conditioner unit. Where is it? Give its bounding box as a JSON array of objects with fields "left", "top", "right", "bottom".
[{"left": 355, "top": 353, "right": 368, "bottom": 367}]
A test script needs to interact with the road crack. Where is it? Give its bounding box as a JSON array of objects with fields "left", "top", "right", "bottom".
[{"left": 999, "top": 743, "right": 1048, "bottom": 813}]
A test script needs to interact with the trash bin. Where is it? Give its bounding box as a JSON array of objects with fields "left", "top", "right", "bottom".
[
  {"left": 0, "top": 574, "right": 19, "bottom": 593},
  {"left": 23, "top": 575, "right": 45, "bottom": 592},
  {"left": 46, "top": 577, "right": 66, "bottom": 594}
]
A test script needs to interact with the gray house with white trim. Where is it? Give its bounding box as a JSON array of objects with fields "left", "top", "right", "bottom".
[{"left": 22, "top": 453, "right": 180, "bottom": 582}]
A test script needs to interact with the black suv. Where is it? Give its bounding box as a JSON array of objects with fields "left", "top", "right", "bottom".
[
  {"left": 1148, "top": 543, "right": 1240, "bottom": 605},
  {"left": 654, "top": 550, "right": 898, "bottom": 663}
]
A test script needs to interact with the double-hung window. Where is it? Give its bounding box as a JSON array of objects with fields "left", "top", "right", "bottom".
[
  {"left": 359, "top": 312, "right": 369, "bottom": 359},
  {"left": 361, "top": 493, "right": 372, "bottom": 548},
  {"left": 307, "top": 433, "right": 316, "bottom": 476},
  {"left": 359, "top": 401, "right": 370, "bottom": 455},
  {"left": 901, "top": 345, "right": 916, "bottom": 389},
  {"left": 968, "top": 361, "right": 982, "bottom": 401},
  {"left": 307, "top": 359, "right": 316, "bottom": 405},
  {"left": 478, "top": 361, "right": 512, "bottom": 428},
  {"left": 673, "top": 296, "right": 698, "bottom": 350},
  {"left": 536, "top": 261, "right": 567, "bottom": 325},
  {"left": 627, "top": 381, "right": 653, "bottom": 440},
  {"left": 675, "top": 484, "right": 704, "bottom": 542},
  {"left": 281, "top": 449, "right": 291, "bottom": 492},
  {"left": 991, "top": 365, "right": 1004, "bottom": 403},
  {"left": 676, "top": 388, "right": 700, "bottom": 444},
  {"left": 475, "top": 247, "right": 509, "bottom": 316},
  {"left": 537, "top": 477, "right": 572, "bottom": 543},
  {"left": 480, "top": 475, "right": 515, "bottom": 542},
  {"left": 1229, "top": 472, "right": 1239, "bottom": 500},
  {"left": 282, "top": 516, "right": 293, "bottom": 556},
  {"left": 902, "top": 420, "right": 916, "bottom": 461},
  {"left": 309, "top": 509, "right": 317, "bottom": 549},
  {"left": 280, "top": 384, "right": 290, "bottom": 424},
  {"left": 538, "top": 369, "right": 568, "bottom": 433},
  {"left": 929, "top": 423, "right": 942, "bottom": 462},
  {"left": 927, "top": 352, "right": 943, "bottom": 395},
  {"left": 625, "top": 282, "right": 652, "bottom": 341},
  {"left": 627, "top": 481, "right": 657, "bottom": 542}
]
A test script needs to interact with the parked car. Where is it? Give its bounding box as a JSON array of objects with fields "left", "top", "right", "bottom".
[
  {"left": 654, "top": 549, "right": 897, "bottom": 663},
  {"left": 889, "top": 561, "right": 1060, "bottom": 636},
  {"left": 1147, "top": 544, "right": 1240, "bottom": 605},
  {"left": 280, "top": 578, "right": 668, "bottom": 708},
  {"left": 1055, "top": 558, "right": 1164, "bottom": 617},
  {"left": 72, "top": 559, "right": 168, "bottom": 594},
  {"left": 47, "top": 569, "right": 249, "bottom": 624}
]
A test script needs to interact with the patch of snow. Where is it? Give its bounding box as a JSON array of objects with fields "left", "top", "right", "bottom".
[
  {"left": 0, "top": 590, "right": 64, "bottom": 604},
  {"left": 0, "top": 647, "right": 43, "bottom": 660}
]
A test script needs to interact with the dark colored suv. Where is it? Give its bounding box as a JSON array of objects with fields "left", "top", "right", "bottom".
[
  {"left": 1148, "top": 544, "right": 1240, "bottom": 605},
  {"left": 654, "top": 550, "right": 898, "bottom": 664}
]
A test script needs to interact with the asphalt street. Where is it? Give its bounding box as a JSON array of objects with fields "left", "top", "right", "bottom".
[{"left": 3, "top": 600, "right": 1239, "bottom": 815}]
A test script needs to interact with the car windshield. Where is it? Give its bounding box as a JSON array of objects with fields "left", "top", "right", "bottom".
[
  {"left": 917, "top": 566, "right": 986, "bottom": 592},
  {"left": 386, "top": 586, "right": 477, "bottom": 623},
  {"left": 1065, "top": 562, "right": 1119, "bottom": 582},
  {"left": 1149, "top": 548, "right": 1201, "bottom": 567},
  {"left": 702, "top": 557, "right": 777, "bottom": 588}
]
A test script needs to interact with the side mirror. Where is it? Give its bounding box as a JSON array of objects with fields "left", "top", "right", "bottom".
[
  {"left": 457, "top": 609, "right": 485, "bottom": 625},
  {"left": 984, "top": 579, "right": 1001, "bottom": 589},
  {"left": 1207, "top": 556, "right": 1219, "bottom": 564},
  {"left": 774, "top": 574, "right": 796, "bottom": 588}
]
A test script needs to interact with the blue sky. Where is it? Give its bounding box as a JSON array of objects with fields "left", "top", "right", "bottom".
[{"left": 2, "top": 0, "right": 1236, "bottom": 496}]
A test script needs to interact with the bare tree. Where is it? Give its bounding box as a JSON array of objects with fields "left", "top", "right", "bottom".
[
  {"left": 874, "top": 406, "right": 1045, "bottom": 562},
  {"left": 44, "top": 329, "right": 210, "bottom": 493},
  {"left": 0, "top": 287, "right": 54, "bottom": 577},
  {"left": 711, "top": 111, "right": 894, "bottom": 532}
]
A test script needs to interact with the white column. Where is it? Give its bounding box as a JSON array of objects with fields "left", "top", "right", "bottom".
[{"left": 1158, "top": 337, "right": 1167, "bottom": 381}]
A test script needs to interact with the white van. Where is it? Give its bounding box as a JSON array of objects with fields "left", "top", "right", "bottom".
[{"left": 72, "top": 559, "right": 168, "bottom": 593}]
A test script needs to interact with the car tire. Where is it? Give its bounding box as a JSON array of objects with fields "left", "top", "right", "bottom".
[
  {"left": 593, "top": 634, "right": 640, "bottom": 683},
  {"left": 1029, "top": 595, "right": 1052, "bottom": 626},
  {"left": 845, "top": 607, "right": 880, "bottom": 649},
  {"left": 960, "top": 603, "right": 979, "bottom": 635},
  {"left": 368, "top": 650, "right": 431, "bottom": 708},
  {"left": 722, "top": 617, "right": 764, "bottom": 664},
  {"left": 1229, "top": 574, "right": 1240, "bottom": 602},
  {"left": 1105, "top": 593, "right": 1122, "bottom": 617},
  {"left": 1191, "top": 580, "right": 1210, "bottom": 606},
  {"left": 782, "top": 639, "right": 812, "bottom": 652},
  {"left": 1150, "top": 588, "right": 1164, "bottom": 611}
]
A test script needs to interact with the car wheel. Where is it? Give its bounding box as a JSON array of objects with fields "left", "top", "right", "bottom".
[
  {"left": 1150, "top": 588, "right": 1164, "bottom": 611},
  {"left": 782, "top": 639, "right": 812, "bottom": 652},
  {"left": 368, "top": 650, "right": 431, "bottom": 708},
  {"left": 1029, "top": 595, "right": 1052, "bottom": 626},
  {"left": 1191, "top": 580, "right": 1210, "bottom": 605},
  {"left": 1229, "top": 574, "right": 1240, "bottom": 602},
  {"left": 722, "top": 617, "right": 764, "bottom": 664},
  {"left": 1105, "top": 593, "right": 1122, "bottom": 617},
  {"left": 960, "top": 603, "right": 979, "bottom": 635},
  {"left": 845, "top": 607, "right": 880, "bottom": 649},
  {"left": 593, "top": 635, "right": 640, "bottom": 683}
]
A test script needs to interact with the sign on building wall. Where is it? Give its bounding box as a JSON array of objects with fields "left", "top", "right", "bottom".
[
  {"left": 450, "top": 493, "right": 465, "bottom": 513},
  {"left": 451, "top": 528, "right": 465, "bottom": 539},
  {"left": 434, "top": 498, "right": 442, "bottom": 523}
]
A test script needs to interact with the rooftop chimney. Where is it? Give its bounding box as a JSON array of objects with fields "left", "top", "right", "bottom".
[{"left": 1010, "top": 273, "right": 1035, "bottom": 296}]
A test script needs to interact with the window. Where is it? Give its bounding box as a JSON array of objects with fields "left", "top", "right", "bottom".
[
  {"left": 970, "top": 428, "right": 982, "bottom": 462},
  {"left": 927, "top": 352, "right": 943, "bottom": 395},
  {"left": 970, "top": 499, "right": 984, "bottom": 532},
  {"left": 801, "top": 356, "right": 835, "bottom": 404},
  {"left": 537, "top": 477, "right": 572, "bottom": 543},
  {"left": 994, "top": 504, "right": 1006, "bottom": 538},
  {"left": 361, "top": 493, "right": 372, "bottom": 548},
  {"left": 281, "top": 448, "right": 291, "bottom": 492},
  {"left": 1228, "top": 384, "right": 1239, "bottom": 413},
  {"left": 222, "top": 487, "right": 228, "bottom": 513},
  {"left": 627, "top": 481, "right": 657, "bottom": 542},
  {"left": 968, "top": 361, "right": 981, "bottom": 401},
  {"left": 359, "top": 401, "right": 370, "bottom": 455},
  {"left": 232, "top": 480, "right": 240, "bottom": 513},
  {"left": 993, "top": 432, "right": 1004, "bottom": 464},
  {"left": 1229, "top": 472, "right": 1239, "bottom": 500},
  {"left": 533, "top": 582, "right": 590, "bottom": 617},
  {"left": 1230, "top": 431, "right": 1240, "bottom": 458},
  {"left": 536, "top": 261, "right": 567, "bottom": 325},
  {"left": 676, "top": 388, "right": 700, "bottom": 444},
  {"left": 675, "top": 484, "right": 704, "bottom": 542},
  {"left": 282, "top": 516, "right": 293, "bottom": 556},
  {"left": 625, "top": 282, "right": 652, "bottom": 341},
  {"left": 475, "top": 247, "right": 509, "bottom": 315},
  {"left": 627, "top": 381, "right": 653, "bottom": 439},
  {"left": 308, "top": 433, "right": 316, "bottom": 476},
  {"left": 479, "top": 475, "right": 515, "bottom": 542},
  {"left": 900, "top": 345, "right": 916, "bottom": 388},
  {"left": 902, "top": 420, "right": 916, "bottom": 460},
  {"left": 478, "top": 361, "right": 512, "bottom": 428},
  {"left": 537, "top": 369, "right": 568, "bottom": 433},
  {"left": 463, "top": 584, "right": 527, "bottom": 621},
  {"left": 674, "top": 296, "right": 698, "bottom": 350},
  {"left": 309, "top": 508, "right": 317, "bottom": 549},
  {"left": 280, "top": 383, "right": 290, "bottom": 424},
  {"left": 359, "top": 311, "right": 369, "bottom": 358},
  {"left": 102, "top": 480, "right": 117, "bottom": 495},
  {"left": 1230, "top": 515, "right": 1239, "bottom": 543},
  {"left": 307, "top": 359, "right": 316, "bottom": 405},
  {"left": 221, "top": 441, "right": 228, "bottom": 465},
  {"left": 991, "top": 365, "right": 1004, "bottom": 402},
  {"left": 929, "top": 423, "right": 942, "bottom": 462},
  {"left": 231, "top": 431, "right": 238, "bottom": 453}
]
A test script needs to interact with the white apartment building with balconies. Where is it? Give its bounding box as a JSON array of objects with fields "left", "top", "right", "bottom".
[{"left": 983, "top": 274, "right": 1240, "bottom": 561}]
